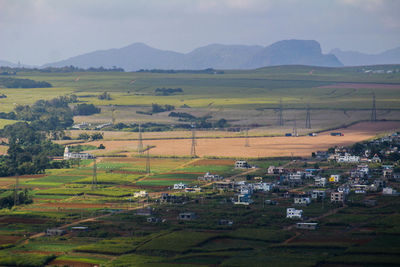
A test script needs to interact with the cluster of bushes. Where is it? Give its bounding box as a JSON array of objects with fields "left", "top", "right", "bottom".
[
  {"left": 98, "top": 91, "right": 112, "bottom": 100},
  {"left": 0, "top": 189, "right": 32, "bottom": 208},
  {"left": 73, "top": 103, "right": 101, "bottom": 115},
  {"left": 154, "top": 88, "right": 183, "bottom": 96},
  {"left": 78, "top": 132, "right": 104, "bottom": 140},
  {"left": 151, "top": 103, "right": 175, "bottom": 113},
  {"left": 0, "top": 77, "right": 52, "bottom": 88},
  {"left": 0, "top": 93, "right": 6, "bottom": 98}
]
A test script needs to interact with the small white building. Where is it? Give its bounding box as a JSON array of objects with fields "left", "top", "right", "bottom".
[
  {"left": 329, "top": 175, "right": 340, "bottom": 183},
  {"left": 253, "top": 182, "right": 275, "bottom": 192},
  {"left": 198, "top": 172, "right": 223, "bottom": 181},
  {"left": 63, "top": 146, "right": 94, "bottom": 160},
  {"left": 173, "top": 182, "right": 187, "bottom": 190},
  {"left": 294, "top": 197, "right": 311, "bottom": 206},
  {"left": 331, "top": 191, "right": 345, "bottom": 203},
  {"left": 286, "top": 208, "right": 303, "bottom": 219},
  {"left": 311, "top": 190, "right": 326, "bottom": 199},
  {"left": 337, "top": 154, "right": 360, "bottom": 163},
  {"left": 314, "top": 177, "right": 327, "bottom": 187},
  {"left": 134, "top": 191, "right": 148, "bottom": 198},
  {"left": 234, "top": 194, "right": 253, "bottom": 205},
  {"left": 235, "top": 160, "right": 249, "bottom": 169},
  {"left": 382, "top": 187, "right": 398, "bottom": 195}
]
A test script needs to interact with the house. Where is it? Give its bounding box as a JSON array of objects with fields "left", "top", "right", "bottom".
[
  {"left": 331, "top": 191, "right": 345, "bottom": 203},
  {"left": 329, "top": 175, "right": 340, "bottom": 183},
  {"left": 371, "top": 154, "right": 381, "bottom": 163},
  {"left": 234, "top": 194, "right": 253, "bottom": 205},
  {"left": 198, "top": 172, "right": 223, "bottom": 182},
  {"left": 46, "top": 228, "right": 66, "bottom": 236},
  {"left": 393, "top": 173, "right": 400, "bottom": 181},
  {"left": 173, "top": 182, "right": 187, "bottom": 190},
  {"left": 213, "top": 181, "right": 236, "bottom": 191},
  {"left": 294, "top": 197, "right": 311, "bottom": 206},
  {"left": 314, "top": 177, "right": 327, "bottom": 187},
  {"left": 178, "top": 212, "right": 196, "bottom": 220},
  {"left": 286, "top": 208, "right": 303, "bottom": 219},
  {"left": 185, "top": 187, "right": 202, "bottom": 193},
  {"left": 315, "top": 151, "right": 329, "bottom": 160},
  {"left": 289, "top": 171, "right": 304, "bottom": 180},
  {"left": 72, "top": 122, "right": 90, "bottom": 129},
  {"left": 63, "top": 146, "right": 94, "bottom": 160},
  {"left": 268, "top": 166, "right": 285, "bottom": 174},
  {"left": 337, "top": 154, "right": 360, "bottom": 163},
  {"left": 134, "top": 191, "right": 148, "bottom": 198},
  {"left": 382, "top": 187, "right": 398, "bottom": 195},
  {"left": 235, "top": 160, "right": 250, "bottom": 169},
  {"left": 296, "top": 222, "right": 318, "bottom": 230},
  {"left": 311, "top": 190, "right": 326, "bottom": 199},
  {"left": 253, "top": 182, "right": 275, "bottom": 192}
]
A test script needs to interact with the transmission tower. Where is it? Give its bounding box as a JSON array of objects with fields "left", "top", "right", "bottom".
[
  {"left": 145, "top": 145, "right": 151, "bottom": 174},
  {"left": 92, "top": 158, "right": 97, "bottom": 190},
  {"left": 245, "top": 128, "right": 250, "bottom": 147},
  {"left": 137, "top": 124, "right": 144, "bottom": 154},
  {"left": 190, "top": 128, "right": 197, "bottom": 158},
  {"left": 13, "top": 174, "right": 19, "bottom": 206},
  {"left": 305, "top": 105, "right": 311, "bottom": 129},
  {"left": 371, "top": 92, "right": 377, "bottom": 122},
  {"left": 111, "top": 105, "right": 116, "bottom": 125},
  {"left": 292, "top": 116, "right": 298, "bottom": 137},
  {"left": 277, "top": 99, "right": 284, "bottom": 126}
]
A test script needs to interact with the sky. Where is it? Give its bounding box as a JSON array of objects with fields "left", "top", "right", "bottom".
[{"left": 0, "top": 0, "right": 399, "bottom": 66}]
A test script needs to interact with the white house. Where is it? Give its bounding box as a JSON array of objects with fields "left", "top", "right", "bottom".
[
  {"left": 198, "top": 172, "right": 223, "bottom": 181},
  {"left": 234, "top": 194, "right": 253, "bottom": 205},
  {"left": 329, "top": 175, "right": 340, "bottom": 183},
  {"left": 311, "top": 190, "right": 326, "bottom": 199},
  {"left": 253, "top": 182, "right": 275, "bottom": 192},
  {"left": 337, "top": 154, "right": 360, "bottom": 163},
  {"left": 134, "top": 191, "right": 148, "bottom": 198},
  {"left": 63, "top": 146, "right": 94, "bottom": 160},
  {"left": 173, "top": 182, "right": 187, "bottom": 190},
  {"left": 289, "top": 171, "right": 304, "bottom": 180},
  {"left": 286, "top": 208, "right": 303, "bottom": 219},
  {"left": 314, "top": 177, "right": 327, "bottom": 187},
  {"left": 382, "top": 187, "right": 398, "bottom": 195},
  {"left": 294, "top": 197, "right": 311, "bottom": 206}
]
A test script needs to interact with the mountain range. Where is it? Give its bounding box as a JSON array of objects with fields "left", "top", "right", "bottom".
[
  {"left": 1, "top": 40, "right": 399, "bottom": 70},
  {"left": 330, "top": 47, "right": 400, "bottom": 66},
  {"left": 42, "top": 39, "right": 342, "bottom": 71}
]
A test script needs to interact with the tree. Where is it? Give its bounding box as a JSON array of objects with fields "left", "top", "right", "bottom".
[
  {"left": 91, "top": 132, "right": 104, "bottom": 140},
  {"left": 78, "top": 133, "right": 90, "bottom": 140}
]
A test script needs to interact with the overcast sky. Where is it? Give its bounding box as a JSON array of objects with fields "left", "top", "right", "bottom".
[{"left": 0, "top": 0, "right": 399, "bottom": 66}]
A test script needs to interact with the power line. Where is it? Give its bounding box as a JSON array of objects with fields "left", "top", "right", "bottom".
[
  {"left": 92, "top": 158, "right": 97, "bottom": 190},
  {"left": 190, "top": 128, "right": 197, "bottom": 158},
  {"left": 146, "top": 145, "right": 151, "bottom": 174},
  {"left": 371, "top": 92, "right": 377, "bottom": 122},
  {"left": 245, "top": 128, "right": 250, "bottom": 147},
  {"left": 137, "top": 124, "right": 143, "bottom": 154},
  {"left": 305, "top": 104, "right": 311, "bottom": 129}
]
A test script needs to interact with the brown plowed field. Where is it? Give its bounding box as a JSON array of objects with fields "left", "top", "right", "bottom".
[{"left": 80, "top": 121, "right": 400, "bottom": 158}]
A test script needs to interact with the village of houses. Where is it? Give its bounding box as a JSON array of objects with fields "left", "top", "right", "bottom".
[{"left": 113, "top": 131, "right": 400, "bottom": 232}]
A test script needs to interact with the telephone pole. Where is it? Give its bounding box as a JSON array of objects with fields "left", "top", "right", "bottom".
[
  {"left": 305, "top": 105, "right": 311, "bottom": 129},
  {"left": 371, "top": 92, "right": 377, "bottom": 122},
  {"left": 277, "top": 99, "right": 284, "bottom": 126},
  {"left": 92, "top": 158, "right": 97, "bottom": 190},
  {"left": 111, "top": 105, "right": 116, "bottom": 125},
  {"left": 190, "top": 128, "right": 197, "bottom": 158},
  {"left": 137, "top": 124, "right": 143, "bottom": 154},
  {"left": 292, "top": 116, "right": 298, "bottom": 137},
  {"left": 146, "top": 145, "right": 151, "bottom": 174}
]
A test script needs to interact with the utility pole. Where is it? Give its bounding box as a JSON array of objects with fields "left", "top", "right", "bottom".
[
  {"left": 146, "top": 145, "right": 151, "bottom": 175},
  {"left": 13, "top": 174, "right": 19, "bottom": 206},
  {"left": 305, "top": 105, "right": 311, "bottom": 129},
  {"left": 245, "top": 128, "right": 250, "bottom": 147},
  {"left": 278, "top": 99, "right": 284, "bottom": 126},
  {"left": 92, "top": 158, "right": 97, "bottom": 190},
  {"left": 137, "top": 124, "right": 143, "bottom": 154},
  {"left": 190, "top": 128, "right": 197, "bottom": 158},
  {"left": 371, "top": 92, "right": 377, "bottom": 122}
]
